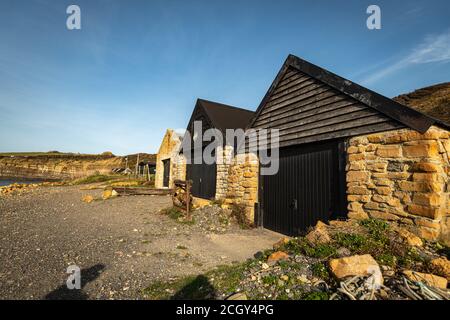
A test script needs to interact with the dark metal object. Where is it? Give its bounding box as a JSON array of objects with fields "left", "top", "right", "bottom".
[{"left": 186, "top": 159, "right": 217, "bottom": 200}]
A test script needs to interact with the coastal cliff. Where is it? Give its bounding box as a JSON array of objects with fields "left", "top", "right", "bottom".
[{"left": 0, "top": 153, "right": 155, "bottom": 180}]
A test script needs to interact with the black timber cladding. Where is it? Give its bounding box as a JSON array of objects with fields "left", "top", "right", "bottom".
[
  {"left": 247, "top": 55, "right": 441, "bottom": 150},
  {"left": 261, "top": 140, "right": 346, "bottom": 236},
  {"left": 184, "top": 99, "right": 255, "bottom": 199}
]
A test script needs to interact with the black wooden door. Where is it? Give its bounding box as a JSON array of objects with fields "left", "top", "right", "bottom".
[
  {"left": 163, "top": 159, "right": 170, "bottom": 187},
  {"left": 186, "top": 150, "right": 217, "bottom": 199},
  {"left": 261, "top": 140, "right": 346, "bottom": 236}
]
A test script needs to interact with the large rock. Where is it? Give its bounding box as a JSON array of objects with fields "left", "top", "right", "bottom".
[
  {"left": 430, "top": 258, "right": 450, "bottom": 281},
  {"left": 402, "top": 270, "right": 448, "bottom": 289},
  {"left": 267, "top": 251, "right": 289, "bottom": 263},
  {"left": 82, "top": 195, "right": 94, "bottom": 203},
  {"left": 305, "top": 221, "right": 331, "bottom": 244},
  {"left": 272, "top": 237, "right": 290, "bottom": 250},
  {"left": 226, "top": 292, "right": 247, "bottom": 300},
  {"left": 329, "top": 254, "right": 383, "bottom": 284},
  {"left": 395, "top": 227, "right": 423, "bottom": 247}
]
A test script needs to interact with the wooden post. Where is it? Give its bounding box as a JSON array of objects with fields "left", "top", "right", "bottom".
[
  {"left": 135, "top": 153, "right": 140, "bottom": 178},
  {"left": 186, "top": 180, "right": 191, "bottom": 219}
]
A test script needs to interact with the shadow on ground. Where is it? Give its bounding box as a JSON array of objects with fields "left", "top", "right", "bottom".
[
  {"left": 44, "top": 264, "right": 105, "bottom": 300},
  {"left": 170, "top": 275, "right": 216, "bottom": 300}
]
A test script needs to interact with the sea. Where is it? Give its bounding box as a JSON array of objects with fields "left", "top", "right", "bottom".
[{"left": 0, "top": 177, "right": 51, "bottom": 187}]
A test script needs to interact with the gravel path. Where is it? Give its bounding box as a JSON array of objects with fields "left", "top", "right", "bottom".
[{"left": 0, "top": 186, "right": 280, "bottom": 299}]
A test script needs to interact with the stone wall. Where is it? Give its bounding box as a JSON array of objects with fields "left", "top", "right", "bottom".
[
  {"left": 155, "top": 130, "right": 182, "bottom": 189},
  {"left": 174, "top": 154, "right": 186, "bottom": 182},
  {"left": 215, "top": 145, "right": 234, "bottom": 199},
  {"left": 346, "top": 125, "right": 450, "bottom": 243},
  {"left": 224, "top": 152, "right": 259, "bottom": 223}
]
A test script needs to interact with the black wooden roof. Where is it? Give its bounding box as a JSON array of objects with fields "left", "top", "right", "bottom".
[
  {"left": 189, "top": 99, "right": 255, "bottom": 133},
  {"left": 249, "top": 54, "right": 449, "bottom": 133}
]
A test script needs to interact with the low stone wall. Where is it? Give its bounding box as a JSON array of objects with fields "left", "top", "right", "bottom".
[
  {"left": 346, "top": 126, "right": 449, "bottom": 243},
  {"left": 224, "top": 153, "right": 259, "bottom": 222}
]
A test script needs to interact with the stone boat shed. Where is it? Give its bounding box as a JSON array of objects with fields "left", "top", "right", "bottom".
[
  {"left": 182, "top": 99, "right": 255, "bottom": 200},
  {"left": 222, "top": 54, "right": 450, "bottom": 244},
  {"left": 155, "top": 129, "right": 185, "bottom": 188}
]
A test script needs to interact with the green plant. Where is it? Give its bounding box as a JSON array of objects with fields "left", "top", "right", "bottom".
[
  {"left": 360, "top": 219, "right": 390, "bottom": 244},
  {"left": 334, "top": 232, "right": 371, "bottom": 252},
  {"left": 377, "top": 253, "right": 397, "bottom": 267},
  {"left": 280, "top": 238, "right": 336, "bottom": 258},
  {"left": 71, "top": 174, "right": 119, "bottom": 185},
  {"left": 302, "top": 291, "right": 329, "bottom": 300},
  {"left": 262, "top": 275, "right": 277, "bottom": 285},
  {"left": 311, "top": 262, "right": 330, "bottom": 280}
]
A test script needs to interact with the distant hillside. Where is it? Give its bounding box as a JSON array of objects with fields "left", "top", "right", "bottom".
[
  {"left": 393, "top": 82, "right": 450, "bottom": 124},
  {"left": 0, "top": 152, "right": 156, "bottom": 179}
]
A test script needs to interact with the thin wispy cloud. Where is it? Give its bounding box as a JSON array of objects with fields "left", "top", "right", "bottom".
[{"left": 361, "top": 30, "right": 450, "bottom": 85}]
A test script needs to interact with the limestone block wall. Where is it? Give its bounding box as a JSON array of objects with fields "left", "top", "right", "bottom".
[
  {"left": 346, "top": 126, "right": 450, "bottom": 243},
  {"left": 155, "top": 130, "right": 182, "bottom": 189},
  {"left": 215, "top": 145, "right": 234, "bottom": 199},
  {"left": 173, "top": 154, "right": 186, "bottom": 182},
  {"left": 224, "top": 153, "right": 259, "bottom": 222}
]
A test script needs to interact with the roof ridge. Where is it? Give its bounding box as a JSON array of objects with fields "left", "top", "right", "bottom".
[
  {"left": 197, "top": 98, "right": 254, "bottom": 114},
  {"left": 248, "top": 54, "right": 445, "bottom": 133}
]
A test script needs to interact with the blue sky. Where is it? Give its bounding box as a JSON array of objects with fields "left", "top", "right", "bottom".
[{"left": 0, "top": 0, "right": 449, "bottom": 155}]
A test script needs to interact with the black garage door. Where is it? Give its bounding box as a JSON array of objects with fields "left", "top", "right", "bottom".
[
  {"left": 260, "top": 140, "right": 346, "bottom": 236},
  {"left": 186, "top": 149, "right": 217, "bottom": 199}
]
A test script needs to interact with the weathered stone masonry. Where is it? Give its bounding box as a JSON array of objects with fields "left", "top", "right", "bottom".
[
  {"left": 215, "top": 145, "right": 234, "bottom": 199},
  {"left": 346, "top": 126, "right": 449, "bottom": 243},
  {"left": 223, "top": 153, "right": 259, "bottom": 223},
  {"left": 155, "top": 129, "right": 183, "bottom": 189},
  {"left": 220, "top": 125, "right": 450, "bottom": 243}
]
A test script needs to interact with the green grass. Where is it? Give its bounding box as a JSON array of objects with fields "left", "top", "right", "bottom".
[
  {"left": 71, "top": 174, "right": 120, "bottom": 185},
  {"left": 302, "top": 291, "right": 329, "bottom": 300},
  {"left": 280, "top": 238, "right": 336, "bottom": 259},
  {"left": 161, "top": 207, "right": 196, "bottom": 225},
  {"left": 311, "top": 262, "right": 330, "bottom": 281},
  {"left": 143, "top": 262, "right": 250, "bottom": 299}
]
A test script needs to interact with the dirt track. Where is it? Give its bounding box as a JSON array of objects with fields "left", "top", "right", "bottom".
[{"left": 0, "top": 185, "right": 280, "bottom": 299}]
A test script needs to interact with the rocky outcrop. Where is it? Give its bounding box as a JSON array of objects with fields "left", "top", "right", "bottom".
[{"left": 0, "top": 154, "right": 124, "bottom": 180}]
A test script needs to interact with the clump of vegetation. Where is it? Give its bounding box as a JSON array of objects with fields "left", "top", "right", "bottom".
[
  {"left": 229, "top": 203, "right": 253, "bottom": 229},
  {"left": 101, "top": 151, "right": 115, "bottom": 157},
  {"left": 311, "top": 262, "right": 330, "bottom": 281},
  {"left": 279, "top": 238, "right": 336, "bottom": 259},
  {"left": 160, "top": 207, "right": 195, "bottom": 225},
  {"left": 71, "top": 174, "right": 119, "bottom": 185},
  {"left": 360, "top": 219, "right": 390, "bottom": 244},
  {"left": 143, "top": 262, "right": 250, "bottom": 299},
  {"left": 302, "top": 291, "right": 329, "bottom": 300}
]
